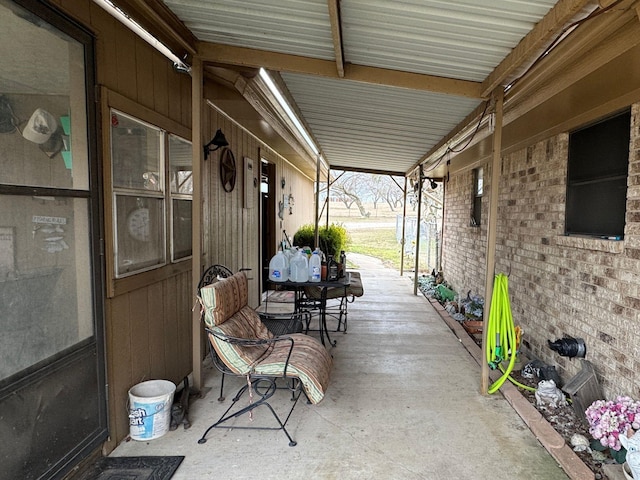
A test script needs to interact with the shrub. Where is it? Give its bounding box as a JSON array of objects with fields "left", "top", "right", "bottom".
[{"left": 293, "top": 223, "right": 349, "bottom": 258}]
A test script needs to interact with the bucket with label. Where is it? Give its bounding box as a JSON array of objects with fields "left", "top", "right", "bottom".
[{"left": 128, "top": 379, "right": 176, "bottom": 441}]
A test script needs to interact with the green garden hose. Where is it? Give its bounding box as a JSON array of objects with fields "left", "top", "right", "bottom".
[{"left": 486, "top": 273, "right": 536, "bottom": 394}]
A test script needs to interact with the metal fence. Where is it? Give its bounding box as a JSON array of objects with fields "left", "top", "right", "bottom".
[{"left": 397, "top": 215, "right": 441, "bottom": 274}]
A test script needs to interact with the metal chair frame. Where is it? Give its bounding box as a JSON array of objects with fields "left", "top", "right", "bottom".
[
  {"left": 198, "top": 329, "right": 307, "bottom": 447},
  {"left": 198, "top": 264, "right": 307, "bottom": 401}
]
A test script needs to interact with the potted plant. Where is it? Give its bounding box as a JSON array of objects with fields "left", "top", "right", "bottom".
[
  {"left": 585, "top": 396, "right": 640, "bottom": 465},
  {"left": 292, "top": 223, "right": 349, "bottom": 259}
]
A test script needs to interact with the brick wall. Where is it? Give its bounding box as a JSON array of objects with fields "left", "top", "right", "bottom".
[
  {"left": 442, "top": 167, "right": 488, "bottom": 298},
  {"left": 443, "top": 103, "right": 640, "bottom": 399}
]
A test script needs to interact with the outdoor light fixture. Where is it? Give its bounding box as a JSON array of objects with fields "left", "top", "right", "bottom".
[
  {"left": 413, "top": 175, "right": 438, "bottom": 192},
  {"left": 258, "top": 68, "right": 328, "bottom": 170},
  {"left": 93, "top": 0, "right": 191, "bottom": 74},
  {"left": 203, "top": 129, "right": 228, "bottom": 160}
]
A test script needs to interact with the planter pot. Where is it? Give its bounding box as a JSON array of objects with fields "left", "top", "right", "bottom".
[{"left": 462, "top": 320, "right": 483, "bottom": 334}]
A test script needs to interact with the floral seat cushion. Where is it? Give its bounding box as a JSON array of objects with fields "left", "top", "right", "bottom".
[{"left": 200, "top": 271, "right": 332, "bottom": 404}]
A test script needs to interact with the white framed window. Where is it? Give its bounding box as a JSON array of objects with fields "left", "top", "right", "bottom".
[
  {"left": 110, "top": 110, "right": 192, "bottom": 277},
  {"left": 471, "top": 167, "right": 483, "bottom": 227},
  {"left": 169, "top": 134, "right": 193, "bottom": 261}
]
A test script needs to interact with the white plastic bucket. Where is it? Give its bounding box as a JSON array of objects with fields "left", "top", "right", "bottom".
[{"left": 128, "top": 379, "right": 176, "bottom": 441}]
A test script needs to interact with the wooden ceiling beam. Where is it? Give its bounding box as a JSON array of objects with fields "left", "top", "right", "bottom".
[
  {"left": 481, "top": 0, "right": 594, "bottom": 97},
  {"left": 327, "top": 0, "right": 345, "bottom": 78},
  {"left": 197, "top": 42, "right": 483, "bottom": 98}
]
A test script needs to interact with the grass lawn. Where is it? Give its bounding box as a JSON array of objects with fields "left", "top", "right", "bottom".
[{"left": 346, "top": 226, "right": 403, "bottom": 270}]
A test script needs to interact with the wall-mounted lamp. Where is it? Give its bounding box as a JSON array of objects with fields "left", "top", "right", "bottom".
[
  {"left": 412, "top": 175, "right": 438, "bottom": 193},
  {"left": 203, "top": 129, "right": 228, "bottom": 160}
]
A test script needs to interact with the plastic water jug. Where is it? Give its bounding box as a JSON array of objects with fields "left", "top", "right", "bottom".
[
  {"left": 289, "top": 250, "right": 308, "bottom": 282},
  {"left": 308, "top": 250, "right": 321, "bottom": 282},
  {"left": 269, "top": 250, "right": 288, "bottom": 282}
]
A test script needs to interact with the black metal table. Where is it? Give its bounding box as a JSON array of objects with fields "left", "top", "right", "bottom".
[{"left": 270, "top": 273, "right": 351, "bottom": 347}]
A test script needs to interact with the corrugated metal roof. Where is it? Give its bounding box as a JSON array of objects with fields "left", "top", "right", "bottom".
[
  {"left": 162, "top": 0, "right": 561, "bottom": 175},
  {"left": 341, "top": 0, "right": 557, "bottom": 81},
  {"left": 281, "top": 72, "right": 480, "bottom": 173},
  {"left": 163, "top": 0, "right": 335, "bottom": 60}
]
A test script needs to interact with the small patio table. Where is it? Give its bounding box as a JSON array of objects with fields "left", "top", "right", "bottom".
[{"left": 270, "top": 273, "right": 351, "bottom": 347}]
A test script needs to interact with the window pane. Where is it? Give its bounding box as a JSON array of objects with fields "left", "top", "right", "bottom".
[
  {"left": 115, "top": 195, "right": 165, "bottom": 276},
  {"left": 566, "top": 110, "right": 630, "bottom": 236},
  {"left": 0, "top": 4, "right": 89, "bottom": 190},
  {"left": 169, "top": 134, "right": 192, "bottom": 194},
  {"left": 568, "top": 110, "right": 631, "bottom": 181},
  {"left": 475, "top": 168, "right": 483, "bottom": 196},
  {"left": 0, "top": 195, "right": 94, "bottom": 380},
  {"left": 566, "top": 178, "right": 627, "bottom": 237},
  {"left": 172, "top": 199, "right": 192, "bottom": 261},
  {"left": 111, "top": 111, "right": 162, "bottom": 191}
]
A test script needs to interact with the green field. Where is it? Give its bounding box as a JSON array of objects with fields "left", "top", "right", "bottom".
[
  {"left": 327, "top": 203, "right": 439, "bottom": 274},
  {"left": 346, "top": 226, "right": 402, "bottom": 270}
]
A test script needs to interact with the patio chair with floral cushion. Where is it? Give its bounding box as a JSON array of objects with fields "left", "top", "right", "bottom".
[
  {"left": 197, "top": 271, "right": 332, "bottom": 446},
  {"left": 197, "top": 264, "right": 307, "bottom": 401}
]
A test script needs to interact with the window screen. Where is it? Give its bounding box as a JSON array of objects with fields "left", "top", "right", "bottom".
[{"left": 566, "top": 109, "right": 631, "bottom": 238}]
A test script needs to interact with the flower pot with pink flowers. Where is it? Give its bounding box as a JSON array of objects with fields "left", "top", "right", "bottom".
[{"left": 585, "top": 396, "right": 640, "bottom": 466}]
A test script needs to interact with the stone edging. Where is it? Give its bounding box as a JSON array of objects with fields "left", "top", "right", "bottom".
[{"left": 427, "top": 297, "right": 595, "bottom": 480}]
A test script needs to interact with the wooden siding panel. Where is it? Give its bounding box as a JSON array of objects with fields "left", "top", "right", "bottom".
[
  {"left": 167, "top": 65, "right": 182, "bottom": 124},
  {"left": 106, "top": 295, "right": 133, "bottom": 448},
  {"left": 114, "top": 23, "right": 138, "bottom": 102},
  {"left": 153, "top": 54, "right": 170, "bottom": 117},
  {"left": 56, "top": 0, "right": 91, "bottom": 25},
  {"left": 89, "top": 2, "right": 118, "bottom": 89},
  {"left": 129, "top": 288, "right": 151, "bottom": 383},
  {"left": 176, "top": 270, "right": 193, "bottom": 377},
  {"left": 147, "top": 281, "right": 166, "bottom": 379},
  {"left": 135, "top": 37, "right": 155, "bottom": 110},
  {"left": 162, "top": 278, "right": 180, "bottom": 382},
  {"left": 180, "top": 74, "right": 192, "bottom": 128}
]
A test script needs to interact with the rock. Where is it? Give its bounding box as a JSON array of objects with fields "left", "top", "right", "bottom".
[{"left": 570, "top": 433, "right": 590, "bottom": 452}]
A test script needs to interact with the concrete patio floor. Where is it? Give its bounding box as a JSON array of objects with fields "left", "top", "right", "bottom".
[{"left": 110, "top": 253, "right": 571, "bottom": 480}]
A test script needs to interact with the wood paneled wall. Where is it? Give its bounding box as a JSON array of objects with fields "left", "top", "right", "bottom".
[
  {"left": 203, "top": 105, "right": 315, "bottom": 307},
  {"left": 51, "top": 0, "right": 194, "bottom": 451}
]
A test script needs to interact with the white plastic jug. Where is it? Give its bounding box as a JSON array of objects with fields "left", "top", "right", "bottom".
[
  {"left": 269, "top": 250, "right": 288, "bottom": 282},
  {"left": 289, "top": 250, "right": 308, "bottom": 282},
  {"left": 308, "top": 250, "right": 322, "bottom": 282}
]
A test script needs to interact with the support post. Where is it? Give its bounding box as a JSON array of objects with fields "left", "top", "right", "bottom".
[
  {"left": 413, "top": 165, "right": 423, "bottom": 295},
  {"left": 481, "top": 88, "right": 504, "bottom": 394},
  {"left": 400, "top": 176, "right": 408, "bottom": 276},
  {"left": 191, "top": 56, "right": 204, "bottom": 391},
  {"left": 314, "top": 154, "right": 321, "bottom": 249},
  {"left": 326, "top": 167, "right": 330, "bottom": 229}
]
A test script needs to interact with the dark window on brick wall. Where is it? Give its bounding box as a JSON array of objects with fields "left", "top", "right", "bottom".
[
  {"left": 471, "top": 167, "right": 483, "bottom": 226},
  {"left": 566, "top": 109, "right": 631, "bottom": 238}
]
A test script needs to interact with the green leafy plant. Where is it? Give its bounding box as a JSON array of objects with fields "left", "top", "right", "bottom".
[{"left": 293, "top": 223, "right": 349, "bottom": 258}]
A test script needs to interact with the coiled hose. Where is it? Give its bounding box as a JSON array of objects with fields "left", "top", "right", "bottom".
[{"left": 486, "top": 273, "right": 536, "bottom": 394}]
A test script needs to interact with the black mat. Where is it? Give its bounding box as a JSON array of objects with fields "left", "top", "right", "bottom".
[{"left": 79, "top": 456, "right": 184, "bottom": 480}]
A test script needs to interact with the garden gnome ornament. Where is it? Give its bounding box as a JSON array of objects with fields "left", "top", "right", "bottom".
[{"left": 620, "top": 430, "right": 640, "bottom": 479}]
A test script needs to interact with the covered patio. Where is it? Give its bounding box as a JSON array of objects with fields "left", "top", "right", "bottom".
[{"left": 108, "top": 254, "right": 578, "bottom": 479}]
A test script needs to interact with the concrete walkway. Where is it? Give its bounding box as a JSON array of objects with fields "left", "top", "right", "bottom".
[{"left": 110, "top": 253, "right": 569, "bottom": 479}]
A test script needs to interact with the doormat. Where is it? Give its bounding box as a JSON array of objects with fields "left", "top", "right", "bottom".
[{"left": 78, "top": 456, "right": 184, "bottom": 480}]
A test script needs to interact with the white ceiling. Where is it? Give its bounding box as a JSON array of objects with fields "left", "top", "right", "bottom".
[{"left": 162, "top": 0, "right": 581, "bottom": 175}]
